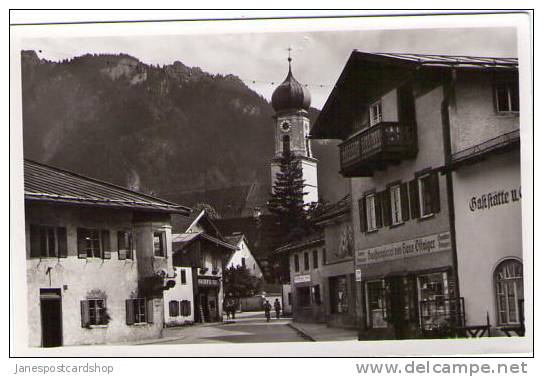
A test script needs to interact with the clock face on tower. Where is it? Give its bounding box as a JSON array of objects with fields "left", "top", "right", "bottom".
[{"left": 280, "top": 121, "right": 291, "bottom": 133}]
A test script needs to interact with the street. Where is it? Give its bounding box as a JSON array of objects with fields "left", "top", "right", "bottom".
[{"left": 146, "top": 312, "right": 309, "bottom": 344}]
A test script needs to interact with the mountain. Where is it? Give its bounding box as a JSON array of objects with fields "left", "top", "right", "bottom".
[{"left": 21, "top": 50, "right": 349, "bottom": 217}]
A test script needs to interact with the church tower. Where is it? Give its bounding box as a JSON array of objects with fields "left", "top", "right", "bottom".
[{"left": 270, "top": 55, "right": 318, "bottom": 205}]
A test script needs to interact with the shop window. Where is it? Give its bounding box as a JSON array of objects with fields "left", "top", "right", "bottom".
[
  {"left": 495, "top": 82, "right": 519, "bottom": 113},
  {"left": 180, "top": 300, "right": 191, "bottom": 316},
  {"left": 180, "top": 269, "right": 187, "bottom": 284},
  {"left": 312, "top": 250, "right": 319, "bottom": 269},
  {"left": 126, "top": 298, "right": 152, "bottom": 325},
  {"left": 153, "top": 231, "right": 166, "bottom": 257},
  {"left": 77, "top": 228, "right": 111, "bottom": 259},
  {"left": 169, "top": 300, "right": 180, "bottom": 317},
  {"left": 495, "top": 259, "right": 523, "bottom": 325},
  {"left": 366, "top": 280, "right": 387, "bottom": 328},
  {"left": 296, "top": 287, "right": 311, "bottom": 307},
  {"left": 117, "top": 230, "right": 134, "bottom": 260},
  {"left": 330, "top": 276, "right": 349, "bottom": 314},
  {"left": 30, "top": 225, "right": 67, "bottom": 258},
  {"left": 304, "top": 252, "right": 309, "bottom": 271},
  {"left": 313, "top": 285, "right": 322, "bottom": 305},
  {"left": 80, "top": 299, "right": 107, "bottom": 327},
  {"left": 417, "top": 272, "right": 451, "bottom": 330},
  {"left": 369, "top": 100, "right": 382, "bottom": 126},
  {"left": 294, "top": 254, "right": 300, "bottom": 272}
]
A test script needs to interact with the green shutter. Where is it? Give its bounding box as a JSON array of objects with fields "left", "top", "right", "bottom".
[
  {"left": 125, "top": 299, "right": 135, "bottom": 325},
  {"left": 400, "top": 183, "right": 410, "bottom": 222},
  {"left": 57, "top": 227, "right": 68, "bottom": 258},
  {"left": 117, "top": 231, "right": 126, "bottom": 260},
  {"left": 80, "top": 300, "right": 90, "bottom": 327},
  {"left": 146, "top": 299, "right": 154, "bottom": 323},
  {"left": 430, "top": 172, "right": 441, "bottom": 214},
  {"left": 358, "top": 198, "right": 367, "bottom": 233},
  {"left": 409, "top": 179, "right": 420, "bottom": 219},
  {"left": 382, "top": 190, "right": 392, "bottom": 227},
  {"left": 101, "top": 230, "right": 111, "bottom": 259}
]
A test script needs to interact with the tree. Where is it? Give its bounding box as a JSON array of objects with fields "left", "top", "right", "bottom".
[
  {"left": 267, "top": 150, "right": 309, "bottom": 238},
  {"left": 223, "top": 265, "right": 261, "bottom": 298},
  {"left": 193, "top": 202, "right": 221, "bottom": 220}
]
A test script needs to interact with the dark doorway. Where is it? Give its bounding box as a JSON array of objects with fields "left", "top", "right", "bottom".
[{"left": 40, "top": 289, "right": 62, "bottom": 347}]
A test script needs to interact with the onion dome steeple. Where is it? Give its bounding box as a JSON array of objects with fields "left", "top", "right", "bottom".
[{"left": 271, "top": 55, "right": 311, "bottom": 112}]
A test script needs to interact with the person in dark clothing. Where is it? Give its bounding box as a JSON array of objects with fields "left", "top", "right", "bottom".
[
  {"left": 274, "top": 298, "right": 281, "bottom": 319},
  {"left": 264, "top": 300, "right": 272, "bottom": 322}
]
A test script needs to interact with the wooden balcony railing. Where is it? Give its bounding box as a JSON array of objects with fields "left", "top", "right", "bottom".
[{"left": 339, "top": 121, "right": 417, "bottom": 177}]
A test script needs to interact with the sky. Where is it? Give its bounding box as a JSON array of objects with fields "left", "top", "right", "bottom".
[{"left": 22, "top": 27, "right": 517, "bottom": 110}]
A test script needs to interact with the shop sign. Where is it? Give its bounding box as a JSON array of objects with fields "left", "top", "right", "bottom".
[
  {"left": 356, "top": 232, "right": 451, "bottom": 266},
  {"left": 469, "top": 187, "right": 521, "bottom": 212},
  {"left": 355, "top": 269, "right": 362, "bottom": 282},
  {"left": 293, "top": 274, "right": 311, "bottom": 284},
  {"left": 198, "top": 277, "right": 220, "bottom": 288}
]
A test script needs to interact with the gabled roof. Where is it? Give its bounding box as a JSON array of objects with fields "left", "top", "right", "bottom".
[
  {"left": 312, "top": 51, "right": 518, "bottom": 140},
  {"left": 312, "top": 194, "right": 352, "bottom": 224},
  {"left": 172, "top": 231, "right": 238, "bottom": 252},
  {"left": 274, "top": 231, "right": 325, "bottom": 254},
  {"left": 223, "top": 234, "right": 245, "bottom": 248},
  {"left": 24, "top": 159, "right": 191, "bottom": 215}
]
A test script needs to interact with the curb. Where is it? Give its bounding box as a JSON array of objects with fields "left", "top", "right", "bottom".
[{"left": 287, "top": 323, "right": 316, "bottom": 342}]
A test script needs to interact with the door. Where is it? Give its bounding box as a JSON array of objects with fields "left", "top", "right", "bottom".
[
  {"left": 207, "top": 291, "right": 218, "bottom": 322},
  {"left": 40, "top": 289, "right": 62, "bottom": 347}
]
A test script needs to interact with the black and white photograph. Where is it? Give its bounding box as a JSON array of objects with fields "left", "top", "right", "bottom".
[{"left": 9, "top": 11, "right": 533, "bottom": 359}]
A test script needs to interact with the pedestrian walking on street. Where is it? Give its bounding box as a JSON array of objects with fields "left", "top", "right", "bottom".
[
  {"left": 264, "top": 300, "right": 272, "bottom": 322},
  {"left": 274, "top": 298, "right": 281, "bottom": 319}
]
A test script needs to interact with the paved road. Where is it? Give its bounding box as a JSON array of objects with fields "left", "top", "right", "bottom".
[{"left": 147, "top": 313, "right": 308, "bottom": 344}]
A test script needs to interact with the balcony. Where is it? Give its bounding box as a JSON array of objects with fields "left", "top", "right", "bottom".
[{"left": 339, "top": 121, "right": 417, "bottom": 177}]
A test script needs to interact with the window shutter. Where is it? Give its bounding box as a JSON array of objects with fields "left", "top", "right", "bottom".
[
  {"left": 382, "top": 190, "right": 392, "bottom": 227},
  {"left": 409, "top": 179, "right": 420, "bottom": 219},
  {"left": 128, "top": 231, "right": 135, "bottom": 260},
  {"left": 400, "top": 183, "right": 410, "bottom": 222},
  {"left": 30, "top": 225, "right": 41, "bottom": 258},
  {"left": 125, "top": 299, "right": 135, "bottom": 325},
  {"left": 80, "top": 300, "right": 90, "bottom": 327},
  {"left": 101, "top": 230, "right": 111, "bottom": 259},
  {"left": 430, "top": 172, "right": 441, "bottom": 214},
  {"left": 146, "top": 299, "right": 154, "bottom": 323},
  {"left": 375, "top": 192, "right": 383, "bottom": 228},
  {"left": 181, "top": 270, "right": 187, "bottom": 284},
  {"left": 358, "top": 198, "right": 367, "bottom": 233},
  {"left": 117, "top": 231, "right": 126, "bottom": 260},
  {"left": 77, "top": 228, "right": 87, "bottom": 259},
  {"left": 57, "top": 227, "right": 68, "bottom": 258}
]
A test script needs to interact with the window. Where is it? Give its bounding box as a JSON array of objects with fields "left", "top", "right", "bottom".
[
  {"left": 322, "top": 248, "right": 327, "bottom": 265},
  {"left": 30, "top": 225, "right": 67, "bottom": 258},
  {"left": 126, "top": 298, "right": 152, "bottom": 325},
  {"left": 369, "top": 101, "right": 382, "bottom": 126},
  {"left": 282, "top": 135, "right": 291, "bottom": 155},
  {"left": 169, "top": 300, "right": 180, "bottom": 317},
  {"left": 417, "top": 172, "right": 440, "bottom": 218},
  {"left": 117, "top": 230, "right": 133, "bottom": 260},
  {"left": 312, "top": 250, "right": 318, "bottom": 269},
  {"left": 365, "top": 194, "right": 377, "bottom": 231},
  {"left": 390, "top": 185, "right": 403, "bottom": 225},
  {"left": 366, "top": 280, "right": 387, "bottom": 328},
  {"left": 495, "top": 82, "right": 519, "bottom": 113},
  {"left": 294, "top": 254, "right": 300, "bottom": 272},
  {"left": 304, "top": 252, "right": 309, "bottom": 271},
  {"left": 211, "top": 255, "right": 220, "bottom": 271},
  {"left": 495, "top": 259, "right": 523, "bottom": 325},
  {"left": 180, "top": 300, "right": 191, "bottom": 316},
  {"left": 153, "top": 231, "right": 165, "bottom": 257},
  {"left": 80, "top": 299, "right": 107, "bottom": 327},
  {"left": 241, "top": 257, "right": 246, "bottom": 268},
  {"left": 77, "top": 228, "right": 110, "bottom": 259},
  {"left": 296, "top": 287, "right": 311, "bottom": 307},
  {"left": 288, "top": 292, "right": 292, "bottom": 305},
  {"left": 180, "top": 269, "right": 187, "bottom": 284},
  {"left": 313, "top": 285, "right": 321, "bottom": 305}
]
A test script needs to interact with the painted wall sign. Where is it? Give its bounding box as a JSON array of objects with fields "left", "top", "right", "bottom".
[
  {"left": 356, "top": 232, "right": 451, "bottom": 265},
  {"left": 469, "top": 187, "right": 521, "bottom": 212},
  {"left": 293, "top": 274, "right": 311, "bottom": 284},
  {"left": 197, "top": 277, "right": 220, "bottom": 288}
]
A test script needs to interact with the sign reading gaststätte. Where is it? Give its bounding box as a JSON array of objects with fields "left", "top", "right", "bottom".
[{"left": 356, "top": 232, "right": 451, "bottom": 265}]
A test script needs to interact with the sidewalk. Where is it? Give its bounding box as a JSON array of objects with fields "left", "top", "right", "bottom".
[{"left": 288, "top": 321, "right": 358, "bottom": 342}]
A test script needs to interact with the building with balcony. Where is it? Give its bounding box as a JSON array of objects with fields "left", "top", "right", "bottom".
[
  {"left": 24, "top": 159, "right": 191, "bottom": 347},
  {"left": 171, "top": 209, "right": 237, "bottom": 323},
  {"left": 311, "top": 51, "right": 520, "bottom": 339}
]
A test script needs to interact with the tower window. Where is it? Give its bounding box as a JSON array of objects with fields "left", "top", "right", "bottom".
[{"left": 282, "top": 135, "right": 291, "bottom": 155}]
